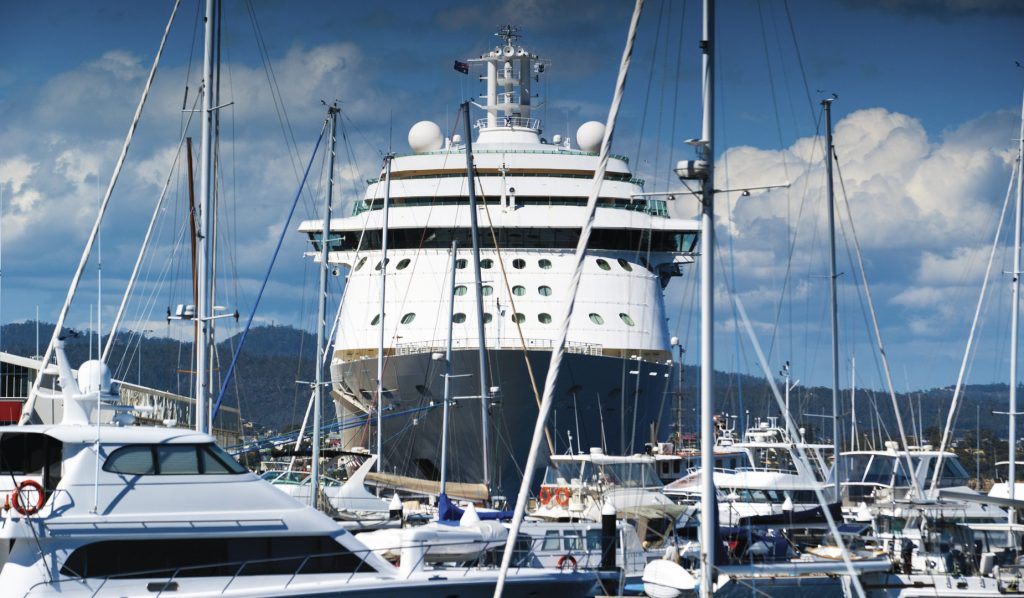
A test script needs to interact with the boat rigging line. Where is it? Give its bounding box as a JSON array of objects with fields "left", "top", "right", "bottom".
[{"left": 19, "top": 0, "right": 182, "bottom": 424}]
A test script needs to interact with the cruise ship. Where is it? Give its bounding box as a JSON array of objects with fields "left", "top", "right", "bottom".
[{"left": 298, "top": 27, "right": 699, "bottom": 499}]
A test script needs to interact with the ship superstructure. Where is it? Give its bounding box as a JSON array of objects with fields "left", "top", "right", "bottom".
[{"left": 298, "top": 26, "right": 699, "bottom": 499}]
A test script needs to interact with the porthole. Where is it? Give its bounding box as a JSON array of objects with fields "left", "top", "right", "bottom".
[
  {"left": 401, "top": 313, "right": 416, "bottom": 324},
  {"left": 396, "top": 258, "right": 411, "bottom": 270},
  {"left": 538, "top": 259, "right": 552, "bottom": 270},
  {"left": 456, "top": 259, "right": 468, "bottom": 269},
  {"left": 619, "top": 313, "right": 635, "bottom": 326},
  {"left": 589, "top": 313, "right": 604, "bottom": 325},
  {"left": 374, "top": 258, "right": 390, "bottom": 271},
  {"left": 370, "top": 314, "right": 381, "bottom": 326},
  {"left": 538, "top": 313, "right": 552, "bottom": 324},
  {"left": 617, "top": 258, "right": 633, "bottom": 272},
  {"left": 355, "top": 257, "right": 368, "bottom": 271},
  {"left": 596, "top": 259, "right": 611, "bottom": 271},
  {"left": 453, "top": 313, "right": 467, "bottom": 324},
  {"left": 512, "top": 313, "right": 526, "bottom": 324},
  {"left": 482, "top": 285, "right": 494, "bottom": 296},
  {"left": 483, "top": 313, "right": 493, "bottom": 323},
  {"left": 538, "top": 285, "right": 552, "bottom": 296},
  {"left": 512, "top": 259, "right": 526, "bottom": 269},
  {"left": 481, "top": 258, "right": 494, "bottom": 269},
  {"left": 454, "top": 285, "right": 468, "bottom": 296},
  {"left": 512, "top": 285, "right": 526, "bottom": 296}
]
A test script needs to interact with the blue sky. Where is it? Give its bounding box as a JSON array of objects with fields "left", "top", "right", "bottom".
[{"left": 0, "top": 0, "right": 1023, "bottom": 392}]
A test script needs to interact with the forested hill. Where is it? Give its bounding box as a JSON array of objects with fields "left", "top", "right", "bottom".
[{"left": 0, "top": 321, "right": 1017, "bottom": 441}]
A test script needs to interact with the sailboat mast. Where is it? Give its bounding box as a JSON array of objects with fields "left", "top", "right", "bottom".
[
  {"left": 462, "top": 102, "right": 491, "bottom": 495},
  {"left": 312, "top": 105, "right": 338, "bottom": 507},
  {"left": 195, "top": 0, "right": 216, "bottom": 434},
  {"left": 823, "top": 97, "right": 841, "bottom": 498},
  {"left": 376, "top": 155, "right": 393, "bottom": 474},
  {"left": 440, "top": 241, "right": 459, "bottom": 494},
  {"left": 698, "top": 0, "right": 716, "bottom": 595},
  {"left": 1009, "top": 88, "right": 1024, "bottom": 523}
]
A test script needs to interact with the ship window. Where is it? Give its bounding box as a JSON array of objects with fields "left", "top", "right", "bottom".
[
  {"left": 512, "top": 313, "right": 526, "bottom": 324},
  {"left": 60, "top": 535, "right": 364, "bottom": 578},
  {"left": 619, "top": 313, "right": 635, "bottom": 326},
  {"left": 617, "top": 258, "right": 633, "bottom": 272},
  {"left": 354, "top": 257, "right": 367, "bottom": 271},
  {"left": 538, "top": 259, "right": 552, "bottom": 270},
  {"left": 596, "top": 259, "right": 611, "bottom": 271},
  {"left": 103, "top": 444, "right": 246, "bottom": 476},
  {"left": 456, "top": 259, "right": 468, "bottom": 269},
  {"left": 482, "top": 285, "right": 494, "bottom": 296},
  {"left": 370, "top": 314, "right": 381, "bottom": 326},
  {"left": 589, "top": 313, "right": 604, "bottom": 325},
  {"left": 542, "top": 530, "right": 561, "bottom": 551},
  {"left": 512, "top": 259, "right": 526, "bottom": 269},
  {"left": 454, "top": 285, "right": 468, "bottom": 296},
  {"left": 538, "top": 285, "right": 552, "bottom": 296},
  {"left": 483, "top": 313, "right": 493, "bottom": 323},
  {"left": 512, "top": 285, "right": 526, "bottom": 296},
  {"left": 453, "top": 313, "right": 467, "bottom": 324},
  {"left": 481, "top": 258, "right": 494, "bottom": 269},
  {"left": 396, "top": 258, "right": 411, "bottom": 270},
  {"left": 401, "top": 313, "right": 416, "bottom": 324},
  {"left": 538, "top": 313, "right": 552, "bottom": 324},
  {"left": 374, "top": 258, "right": 390, "bottom": 271}
]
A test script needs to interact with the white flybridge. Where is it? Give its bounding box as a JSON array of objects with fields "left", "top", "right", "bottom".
[{"left": 298, "top": 26, "right": 699, "bottom": 499}]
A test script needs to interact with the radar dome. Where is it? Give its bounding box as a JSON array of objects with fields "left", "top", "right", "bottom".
[
  {"left": 576, "top": 121, "right": 606, "bottom": 153},
  {"left": 408, "top": 121, "right": 443, "bottom": 153}
]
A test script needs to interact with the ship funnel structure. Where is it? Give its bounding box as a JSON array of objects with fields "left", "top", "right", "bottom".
[{"left": 469, "top": 25, "right": 546, "bottom": 144}]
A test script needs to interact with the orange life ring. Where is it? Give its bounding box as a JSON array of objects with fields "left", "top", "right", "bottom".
[
  {"left": 554, "top": 487, "right": 571, "bottom": 507},
  {"left": 12, "top": 480, "right": 45, "bottom": 516},
  {"left": 539, "top": 486, "right": 554, "bottom": 505},
  {"left": 557, "top": 554, "right": 577, "bottom": 571}
]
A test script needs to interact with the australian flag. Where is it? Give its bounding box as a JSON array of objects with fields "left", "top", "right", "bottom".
[{"left": 453, "top": 60, "right": 469, "bottom": 74}]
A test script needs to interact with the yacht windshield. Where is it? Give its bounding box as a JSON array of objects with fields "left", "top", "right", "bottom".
[{"left": 544, "top": 460, "right": 662, "bottom": 488}]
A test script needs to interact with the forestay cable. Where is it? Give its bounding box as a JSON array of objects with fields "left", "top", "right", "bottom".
[
  {"left": 492, "top": 1, "right": 644, "bottom": 596},
  {"left": 20, "top": 0, "right": 182, "bottom": 423}
]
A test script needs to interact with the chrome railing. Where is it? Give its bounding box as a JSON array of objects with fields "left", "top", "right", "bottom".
[
  {"left": 477, "top": 116, "right": 540, "bottom": 130},
  {"left": 393, "top": 338, "right": 603, "bottom": 357}
]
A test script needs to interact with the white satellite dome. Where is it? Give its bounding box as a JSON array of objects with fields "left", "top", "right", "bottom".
[
  {"left": 78, "top": 359, "right": 112, "bottom": 395},
  {"left": 576, "top": 121, "right": 606, "bottom": 153},
  {"left": 408, "top": 120, "right": 443, "bottom": 153}
]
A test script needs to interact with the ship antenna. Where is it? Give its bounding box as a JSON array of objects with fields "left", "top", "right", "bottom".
[{"left": 496, "top": 24, "right": 521, "bottom": 47}]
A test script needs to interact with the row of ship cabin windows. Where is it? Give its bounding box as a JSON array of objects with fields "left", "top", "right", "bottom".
[
  {"left": 370, "top": 311, "right": 636, "bottom": 327},
  {"left": 352, "top": 256, "right": 636, "bottom": 272}
]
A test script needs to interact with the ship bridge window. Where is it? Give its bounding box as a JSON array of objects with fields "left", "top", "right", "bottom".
[
  {"left": 481, "top": 258, "right": 494, "bottom": 269},
  {"left": 589, "top": 313, "right": 605, "bottom": 325},
  {"left": 617, "top": 258, "right": 633, "bottom": 272},
  {"left": 482, "top": 285, "right": 494, "bottom": 296},
  {"left": 0, "top": 432, "right": 62, "bottom": 498},
  {"left": 454, "top": 285, "right": 468, "bottom": 296},
  {"left": 538, "top": 313, "right": 552, "bottom": 324},
  {"left": 512, "top": 259, "right": 526, "bottom": 269},
  {"left": 332, "top": 227, "right": 697, "bottom": 254},
  {"left": 103, "top": 444, "right": 247, "bottom": 476},
  {"left": 354, "top": 257, "right": 367, "bottom": 271},
  {"left": 483, "top": 313, "right": 493, "bottom": 323},
  {"left": 401, "top": 313, "right": 416, "bottom": 324},
  {"left": 619, "top": 313, "right": 635, "bottom": 327},
  {"left": 512, "top": 285, "right": 526, "bottom": 296},
  {"left": 512, "top": 313, "right": 526, "bottom": 324},
  {"left": 538, "top": 259, "right": 552, "bottom": 269},
  {"left": 374, "top": 258, "right": 389, "bottom": 271},
  {"left": 60, "top": 535, "right": 365, "bottom": 578},
  {"left": 453, "top": 313, "right": 467, "bottom": 324},
  {"left": 396, "top": 258, "right": 411, "bottom": 270},
  {"left": 596, "top": 259, "right": 611, "bottom": 271},
  {"left": 538, "top": 285, "right": 552, "bottom": 296},
  {"left": 456, "top": 259, "right": 468, "bottom": 269},
  {"left": 370, "top": 314, "right": 381, "bottom": 326}
]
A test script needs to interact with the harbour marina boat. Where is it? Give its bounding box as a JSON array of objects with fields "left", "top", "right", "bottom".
[{"left": 298, "top": 26, "right": 700, "bottom": 499}]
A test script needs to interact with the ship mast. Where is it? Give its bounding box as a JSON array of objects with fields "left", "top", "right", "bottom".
[
  {"left": 1009, "top": 87, "right": 1024, "bottom": 524},
  {"left": 375, "top": 155, "right": 393, "bottom": 474},
  {"left": 195, "top": 0, "right": 217, "bottom": 434},
  {"left": 823, "top": 96, "right": 841, "bottom": 499}
]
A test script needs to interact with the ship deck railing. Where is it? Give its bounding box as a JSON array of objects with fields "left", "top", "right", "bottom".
[{"left": 393, "top": 338, "right": 604, "bottom": 358}]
